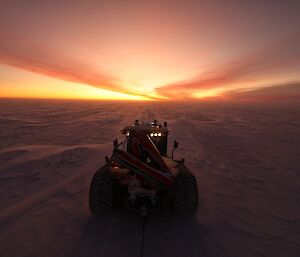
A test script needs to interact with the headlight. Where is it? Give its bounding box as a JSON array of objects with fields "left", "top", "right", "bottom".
[{"left": 150, "top": 132, "right": 162, "bottom": 137}]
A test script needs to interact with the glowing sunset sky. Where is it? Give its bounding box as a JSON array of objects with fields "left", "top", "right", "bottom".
[{"left": 0, "top": 1, "right": 299, "bottom": 100}]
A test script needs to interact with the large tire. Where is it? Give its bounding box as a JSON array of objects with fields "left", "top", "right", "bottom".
[
  {"left": 174, "top": 164, "right": 198, "bottom": 216},
  {"left": 89, "top": 164, "right": 115, "bottom": 214}
]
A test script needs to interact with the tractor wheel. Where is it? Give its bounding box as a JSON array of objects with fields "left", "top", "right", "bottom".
[
  {"left": 89, "top": 164, "right": 115, "bottom": 214},
  {"left": 174, "top": 164, "right": 198, "bottom": 216}
]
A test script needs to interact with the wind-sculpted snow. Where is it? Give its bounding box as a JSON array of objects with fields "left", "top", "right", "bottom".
[{"left": 0, "top": 99, "right": 299, "bottom": 257}]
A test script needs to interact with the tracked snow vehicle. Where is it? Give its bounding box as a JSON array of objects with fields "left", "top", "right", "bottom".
[{"left": 89, "top": 120, "right": 198, "bottom": 216}]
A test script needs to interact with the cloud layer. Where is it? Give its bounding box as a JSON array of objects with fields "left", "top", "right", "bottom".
[
  {"left": 1, "top": 1, "right": 300, "bottom": 101},
  {"left": 155, "top": 34, "right": 300, "bottom": 99},
  {"left": 0, "top": 37, "right": 138, "bottom": 96},
  {"left": 223, "top": 82, "right": 300, "bottom": 101}
]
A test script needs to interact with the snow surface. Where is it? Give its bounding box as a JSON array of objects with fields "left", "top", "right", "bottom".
[{"left": 0, "top": 99, "right": 299, "bottom": 257}]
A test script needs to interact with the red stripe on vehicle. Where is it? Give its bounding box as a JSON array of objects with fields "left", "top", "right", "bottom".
[{"left": 117, "top": 150, "right": 173, "bottom": 187}]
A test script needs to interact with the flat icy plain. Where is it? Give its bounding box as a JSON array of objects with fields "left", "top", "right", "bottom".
[{"left": 0, "top": 99, "right": 299, "bottom": 257}]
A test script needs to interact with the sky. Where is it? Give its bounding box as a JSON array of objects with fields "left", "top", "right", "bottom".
[{"left": 0, "top": 0, "right": 299, "bottom": 101}]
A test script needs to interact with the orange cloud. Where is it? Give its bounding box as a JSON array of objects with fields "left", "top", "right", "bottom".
[
  {"left": 0, "top": 36, "right": 154, "bottom": 99},
  {"left": 155, "top": 34, "right": 300, "bottom": 99},
  {"left": 223, "top": 82, "right": 300, "bottom": 101}
]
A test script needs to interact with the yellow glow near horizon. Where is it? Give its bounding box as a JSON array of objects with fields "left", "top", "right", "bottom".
[
  {"left": 1, "top": 83, "right": 152, "bottom": 101},
  {"left": 0, "top": 65, "right": 151, "bottom": 101}
]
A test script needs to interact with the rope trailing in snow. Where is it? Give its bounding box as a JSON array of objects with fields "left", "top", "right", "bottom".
[
  {"left": 140, "top": 206, "right": 148, "bottom": 257},
  {"left": 140, "top": 223, "right": 145, "bottom": 257}
]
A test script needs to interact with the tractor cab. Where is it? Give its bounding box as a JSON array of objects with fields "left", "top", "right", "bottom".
[{"left": 121, "top": 120, "right": 169, "bottom": 156}]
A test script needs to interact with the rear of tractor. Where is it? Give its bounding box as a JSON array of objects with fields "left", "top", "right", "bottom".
[{"left": 89, "top": 120, "right": 198, "bottom": 216}]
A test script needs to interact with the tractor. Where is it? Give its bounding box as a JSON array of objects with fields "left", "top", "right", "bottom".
[{"left": 89, "top": 120, "right": 198, "bottom": 216}]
